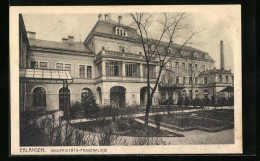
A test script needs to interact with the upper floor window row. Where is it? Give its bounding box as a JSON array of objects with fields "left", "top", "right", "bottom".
[
  {"left": 115, "top": 27, "right": 128, "bottom": 37},
  {"left": 79, "top": 65, "right": 92, "bottom": 79},
  {"left": 31, "top": 61, "right": 48, "bottom": 69},
  {"left": 30, "top": 61, "right": 72, "bottom": 71},
  {"left": 56, "top": 62, "right": 72, "bottom": 71}
]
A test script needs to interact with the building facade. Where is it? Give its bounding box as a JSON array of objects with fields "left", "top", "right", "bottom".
[{"left": 19, "top": 14, "right": 234, "bottom": 112}]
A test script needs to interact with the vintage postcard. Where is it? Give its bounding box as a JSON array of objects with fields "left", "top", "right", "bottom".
[{"left": 10, "top": 5, "right": 242, "bottom": 155}]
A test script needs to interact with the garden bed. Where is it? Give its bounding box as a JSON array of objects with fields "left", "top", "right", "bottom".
[{"left": 72, "top": 117, "right": 183, "bottom": 137}]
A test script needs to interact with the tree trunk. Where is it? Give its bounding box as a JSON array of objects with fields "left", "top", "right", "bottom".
[{"left": 144, "top": 99, "right": 152, "bottom": 125}]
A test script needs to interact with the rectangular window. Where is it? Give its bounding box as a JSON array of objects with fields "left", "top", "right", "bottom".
[
  {"left": 202, "top": 65, "right": 206, "bottom": 71},
  {"left": 126, "top": 63, "right": 139, "bottom": 77},
  {"left": 189, "top": 77, "right": 192, "bottom": 85},
  {"left": 226, "top": 76, "right": 229, "bottom": 83},
  {"left": 188, "top": 63, "right": 192, "bottom": 71},
  {"left": 106, "top": 61, "right": 122, "bottom": 77},
  {"left": 143, "top": 65, "right": 156, "bottom": 79},
  {"left": 56, "top": 63, "right": 63, "bottom": 70},
  {"left": 219, "top": 75, "right": 223, "bottom": 82},
  {"left": 194, "top": 64, "right": 198, "bottom": 71},
  {"left": 204, "top": 77, "right": 207, "bottom": 84},
  {"left": 195, "top": 77, "right": 198, "bottom": 84},
  {"left": 116, "top": 28, "right": 120, "bottom": 35},
  {"left": 97, "top": 62, "right": 102, "bottom": 77},
  {"left": 176, "top": 76, "right": 179, "bottom": 85},
  {"left": 119, "top": 46, "right": 125, "bottom": 52},
  {"left": 79, "top": 65, "right": 85, "bottom": 78},
  {"left": 169, "top": 62, "right": 172, "bottom": 69},
  {"left": 182, "top": 63, "right": 185, "bottom": 70},
  {"left": 31, "top": 61, "right": 38, "bottom": 69},
  {"left": 65, "top": 64, "right": 71, "bottom": 71},
  {"left": 39, "top": 62, "right": 47, "bottom": 69},
  {"left": 175, "top": 62, "right": 179, "bottom": 70},
  {"left": 183, "top": 77, "right": 186, "bottom": 84},
  {"left": 87, "top": 66, "right": 92, "bottom": 78}
]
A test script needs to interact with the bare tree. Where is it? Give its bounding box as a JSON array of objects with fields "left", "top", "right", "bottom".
[{"left": 129, "top": 12, "right": 202, "bottom": 125}]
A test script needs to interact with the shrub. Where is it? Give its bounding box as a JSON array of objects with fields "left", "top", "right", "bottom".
[
  {"left": 192, "top": 98, "right": 200, "bottom": 108},
  {"left": 74, "top": 129, "right": 85, "bottom": 146},
  {"left": 177, "top": 96, "right": 183, "bottom": 107},
  {"left": 154, "top": 114, "right": 163, "bottom": 131},
  {"left": 63, "top": 123, "right": 75, "bottom": 146},
  {"left": 211, "top": 95, "right": 216, "bottom": 106},
  {"left": 227, "top": 96, "right": 234, "bottom": 106},
  {"left": 116, "top": 116, "right": 134, "bottom": 131},
  {"left": 98, "top": 125, "right": 117, "bottom": 146},
  {"left": 70, "top": 101, "right": 82, "bottom": 119},
  {"left": 82, "top": 92, "right": 99, "bottom": 118},
  {"left": 133, "top": 137, "right": 167, "bottom": 145},
  {"left": 184, "top": 98, "right": 190, "bottom": 108},
  {"left": 204, "top": 97, "right": 210, "bottom": 106}
]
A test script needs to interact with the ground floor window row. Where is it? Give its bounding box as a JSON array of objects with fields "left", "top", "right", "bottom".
[
  {"left": 27, "top": 86, "right": 155, "bottom": 109},
  {"left": 26, "top": 85, "right": 232, "bottom": 111}
]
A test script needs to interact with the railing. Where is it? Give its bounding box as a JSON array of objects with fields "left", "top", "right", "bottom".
[{"left": 96, "top": 49, "right": 157, "bottom": 61}]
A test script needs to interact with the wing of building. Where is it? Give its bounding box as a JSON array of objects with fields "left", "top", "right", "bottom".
[{"left": 19, "top": 14, "right": 234, "bottom": 112}]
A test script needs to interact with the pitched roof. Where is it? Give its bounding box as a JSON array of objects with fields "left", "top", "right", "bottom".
[
  {"left": 85, "top": 19, "right": 214, "bottom": 62},
  {"left": 84, "top": 19, "right": 139, "bottom": 43},
  {"left": 29, "top": 38, "right": 94, "bottom": 55},
  {"left": 219, "top": 86, "right": 234, "bottom": 92}
]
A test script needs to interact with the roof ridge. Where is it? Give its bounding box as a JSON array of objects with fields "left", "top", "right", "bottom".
[{"left": 29, "top": 38, "right": 84, "bottom": 44}]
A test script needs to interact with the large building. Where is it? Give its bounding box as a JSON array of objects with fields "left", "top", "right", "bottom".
[{"left": 19, "top": 14, "right": 234, "bottom": 112}]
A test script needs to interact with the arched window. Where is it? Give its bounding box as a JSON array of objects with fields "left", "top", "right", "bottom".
[
  {"left": 182, "top": 90, "right": 187, "bottom": 98},
  {"left": 203, "top": 89, "right": 209, "bottom": 99},
  {"left": 195, "top": 90, "right": 199, "bottom": 98},
  {"left": 33, "top": 87, "right": 46, "bottom": 108},
  {"left": 81, "top": 88, "right": 93, "bottom": 104},
  {"left": 204, "top": 54, "right": 208, "bottom": 59},
  {"left": 189, "top": 90, "right": 192, "bottom": 99},
  {"left": 193, "top": 52, "right": 198, "bottom": 58},
  {"left": 59, "top": 87, "right": 70, "bottom": 111}
]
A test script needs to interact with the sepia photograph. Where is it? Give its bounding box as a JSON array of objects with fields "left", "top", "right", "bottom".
[{"left": 10, "top": 5, "right": 242, "bottom": 155}]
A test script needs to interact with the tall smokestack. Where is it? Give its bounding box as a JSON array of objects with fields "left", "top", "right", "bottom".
[{"left": 220, "top": 40, "right": 224, "bottom": 70}]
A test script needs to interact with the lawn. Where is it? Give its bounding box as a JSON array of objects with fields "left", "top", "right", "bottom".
[
  {"left": 72, "top": 117, "right": 183, "bottom": 137},
  {"left": 139, "top": 112, "right": 234, "bottom": 132},
  {"left": 193, "top": 109, "right": 234, "bottom": 122}
]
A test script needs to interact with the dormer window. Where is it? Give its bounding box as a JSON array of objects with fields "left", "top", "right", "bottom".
[
  {"left": 193, "top": 52, "right": 198, "bottom": 58},
  {"left": 168, "top": 48, "right": 172, "bottom": 54},
  {"left": 119, "top": 46, "right": 125, "bottom": 52},
  {"left": 151, "top": 45, "right": 155, "bottom": 51},
  {"left": 204, "top": 53, "right": 208, "bottom": 59},
  {"left": 115, "top": 27, "right": 127, "bottom": 37}
]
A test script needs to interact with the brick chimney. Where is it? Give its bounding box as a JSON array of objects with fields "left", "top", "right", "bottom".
[
  {"left": 118, "top": 16, "right": 122, "bottom": 25},
  {"left": 62, "top": 38, "right": 68, "bottom": 43},
  {"left": 98, "top": 14, "right": 103, "bottom": 21},
  {"left": 27, "top": 31, "right": 36, "bottom": 39},
  {"left": 104, "top": 13, "right": 111, "bottom": 20},
  {"left": 68, "top": 36, "right": 74, "bottom": 44},
  {"left": 220, "top": 40, "right": 225, "bottom": 70}
]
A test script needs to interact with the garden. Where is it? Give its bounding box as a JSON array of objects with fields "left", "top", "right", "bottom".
[
  {"left": 137, "top": 109, "right": 234, "bottom": 132},
  {"left": 20, "top": 93, "right": 234, "bottom": 146}
]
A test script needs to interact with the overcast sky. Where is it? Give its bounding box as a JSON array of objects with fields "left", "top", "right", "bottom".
[{"left": 23, "top": 12, "right": 236, "bottom": 71}]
